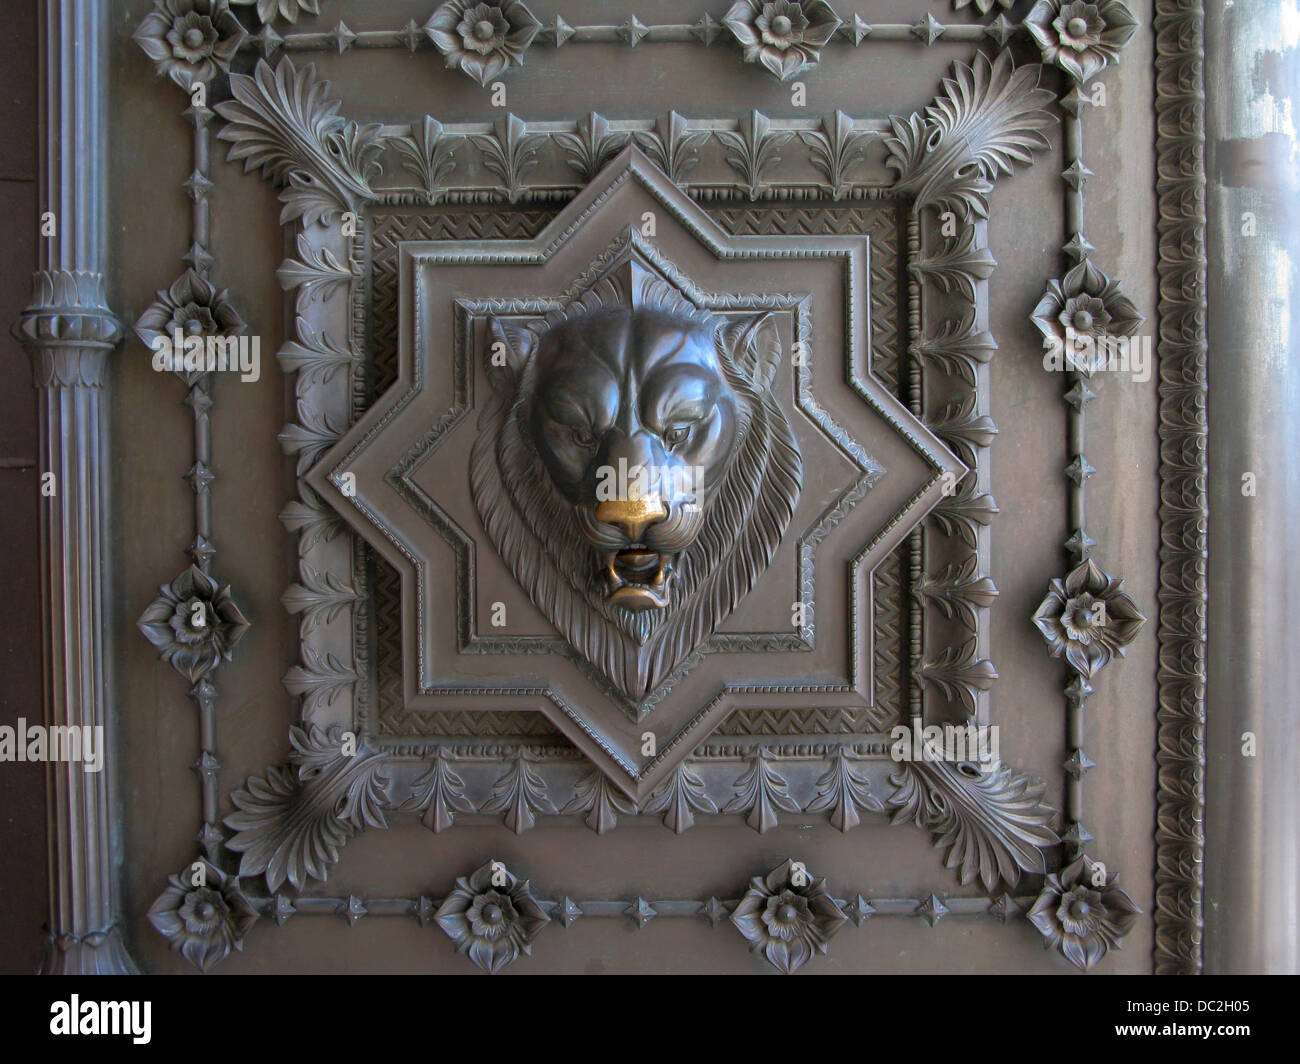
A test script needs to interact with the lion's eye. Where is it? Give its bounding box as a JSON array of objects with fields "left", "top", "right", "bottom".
[
  {"left": 570, "top": 426, "right": 598, "bottom": 449},
  {"left": 664, "top": 425, "right": 690, "bottom": 448}
]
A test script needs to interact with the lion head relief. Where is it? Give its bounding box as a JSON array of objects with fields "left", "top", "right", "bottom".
[{"left": 470, "top": 269, "right": 802, "bottom": 702}]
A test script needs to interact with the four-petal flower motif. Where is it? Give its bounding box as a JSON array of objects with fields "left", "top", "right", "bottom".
[
  {"left": 731, "top": 858, "right": 847, "bottom": 973},
  {"left": 425, "top": 1, "right": 541, "bottom": 86},
  {"left": 135, "top": 269, "right": 247, "bottom": 388},
  {"left": 1033, "top": 557, "right": 1145, "bottom": 677},
  {"left": 723, "top": 0, "right": 842, "bottom": 81},
  {"left": 1026, "top": 0, "right": 1139, "bottom": 82},
  {"left": 435, "top": 860, "right": 550, "bottom": 972},
  {"left": 148, "top": 859, "right": 258, "bottom": 971},
  {"left": 1027, "top": 855, "right": 1140, "bottom": 970},
  {"left": 1032, "top": 258, "right": 1144, "bottom": 376},
  {"left": 134, "top": 0, "right": 247, "bottom": 90},
  {"left": 139, "top": 565, "right": 251, "bottom": 682}
]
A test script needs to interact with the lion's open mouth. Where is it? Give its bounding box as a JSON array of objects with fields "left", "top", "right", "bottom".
[{"left": 602, "top": 547, "right": 676, "bottom": 609}]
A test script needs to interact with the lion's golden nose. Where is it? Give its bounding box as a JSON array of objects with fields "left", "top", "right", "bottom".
[{"left": 595, "top": 497, "right": 668, "bottom": 542}]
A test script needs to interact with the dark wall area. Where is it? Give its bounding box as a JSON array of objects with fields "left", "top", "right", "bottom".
[{"left": 0, "top": 2, "right": 45, "bottom": 975}]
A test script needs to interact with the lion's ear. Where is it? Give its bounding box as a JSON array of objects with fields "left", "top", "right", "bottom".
[
  {"left": 485, "top": 318, "right": 535, "bottom": 396},
  {"left": 725, "top": 312, "right": 782, "bottom": 392}
]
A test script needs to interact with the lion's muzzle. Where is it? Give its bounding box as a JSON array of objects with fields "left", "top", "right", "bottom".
[{"left": 576, "top": 498, "right": 706, "bottom": 611}]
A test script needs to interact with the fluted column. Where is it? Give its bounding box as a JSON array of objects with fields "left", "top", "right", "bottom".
[{"left": 10, "top": 0, "right": 135, "bottom": 974}]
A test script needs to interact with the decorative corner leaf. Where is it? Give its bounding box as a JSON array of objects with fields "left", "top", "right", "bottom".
[
  {"left": 215, "top": 57, "right": 378, "bottom": 225},
  {"left": 884, "top": 51, "right": 1055, "bottom": 218},
  {"left": 888, "top": 757, "right": 1059, "bottom": 891},
  {"left": 224, "top": 725, "right": 389, "bottom": 892}
]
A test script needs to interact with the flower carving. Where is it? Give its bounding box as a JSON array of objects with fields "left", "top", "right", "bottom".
[
  {"left": 435, "top": 860, "right": 549, "bottom": 972},
  {"left": 425, "top": 1, "right": 541, "bottom": 86},
  {"left": 723, "top": 0, "right": 842, "bottom": 82},
  {"left": 148, "top": 859, "right": 258, "bottom": 971},
  {"left": 1025, "top": 0, "right": 1138, "bottom": 82},
  {"left": 1033, "top": 558, "right": 1145, "bottom": 677},
  {"left": 139, "top": 565, "right": 250, "bottom": 682},
  {"left": 229, "top": 0, "right": 321, "bottom": 24},
  {"left": 731, "top": 859, "right": 847, "bottom": 973},
  {"left": 134, "top": 0, "right": 247, "bottom": 90},
  {"left": 135, "top": 269, "right": 247, "bottom": 388},
  {"left": 1031, "top": 259, "right": 1143, "bottom": 375},
  {"left": 1028, "top": 856, "right": 1140, "bottom": 970}
]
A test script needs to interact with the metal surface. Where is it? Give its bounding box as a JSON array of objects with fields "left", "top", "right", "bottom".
[{"left": 9, "top": 0, "right": 1241, "bottom": 973}]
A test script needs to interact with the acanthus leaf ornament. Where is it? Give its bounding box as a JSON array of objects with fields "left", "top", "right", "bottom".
[
  {"left": 470, "top": 113, "right": 545, "bottom": 202},
  {"left": 224, "top": 725, "right": 389, "bottom": 892},
  {"left": 888, "top": 758, "right": 1060, "bottom": 891},
  {"left": 643, "top": 761, "right": 717, "bottom": 834},
  {"left": 723, "top": 0, "right": 842, "bottom": 82},
  {"left": 562, "top": 768, "right": 636, "bottom": 835},
  {"left": 715, "top": 110, "right": 794, "bottom": 198},
  {"left": 281, "top": 644, "right": 359, "bottom": 716},
  {"left": 400, "top": 752, "right": 475, "bottom": 833},
  {"left": 884, "top": 50, "right": 1056, "bottom": 220},
  {"left": 806, "top": 747, "right": 884, "bottom": 832},
  {"left": 797, "top": 111, "right": 874, "bottom": 200},
  {"left": 730, "top": 859, "right": 847, "bottom": 973},
  {"left": 555, "top": 113, "right": 631, "bottom": 183},
  {"left": 214, "top": 57, "right": 383, "bottom": 226},
  {"left": 633, "top": 111, "right": 709, "bottom": 185},
  {"left": 391, "top": 116, "right": 457, "bottom": 204},
  {"left": 480, "top": 751, "right": 556, "bottom": 834},
  {"left": 424, "top": 1, "right": 542, "bottom": 87},
  {"left": 723, "top": 748, "right": 801, "bottom": 833},
  {"left": 435, "top": 860, "right": 550, "bottom": 973}
]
